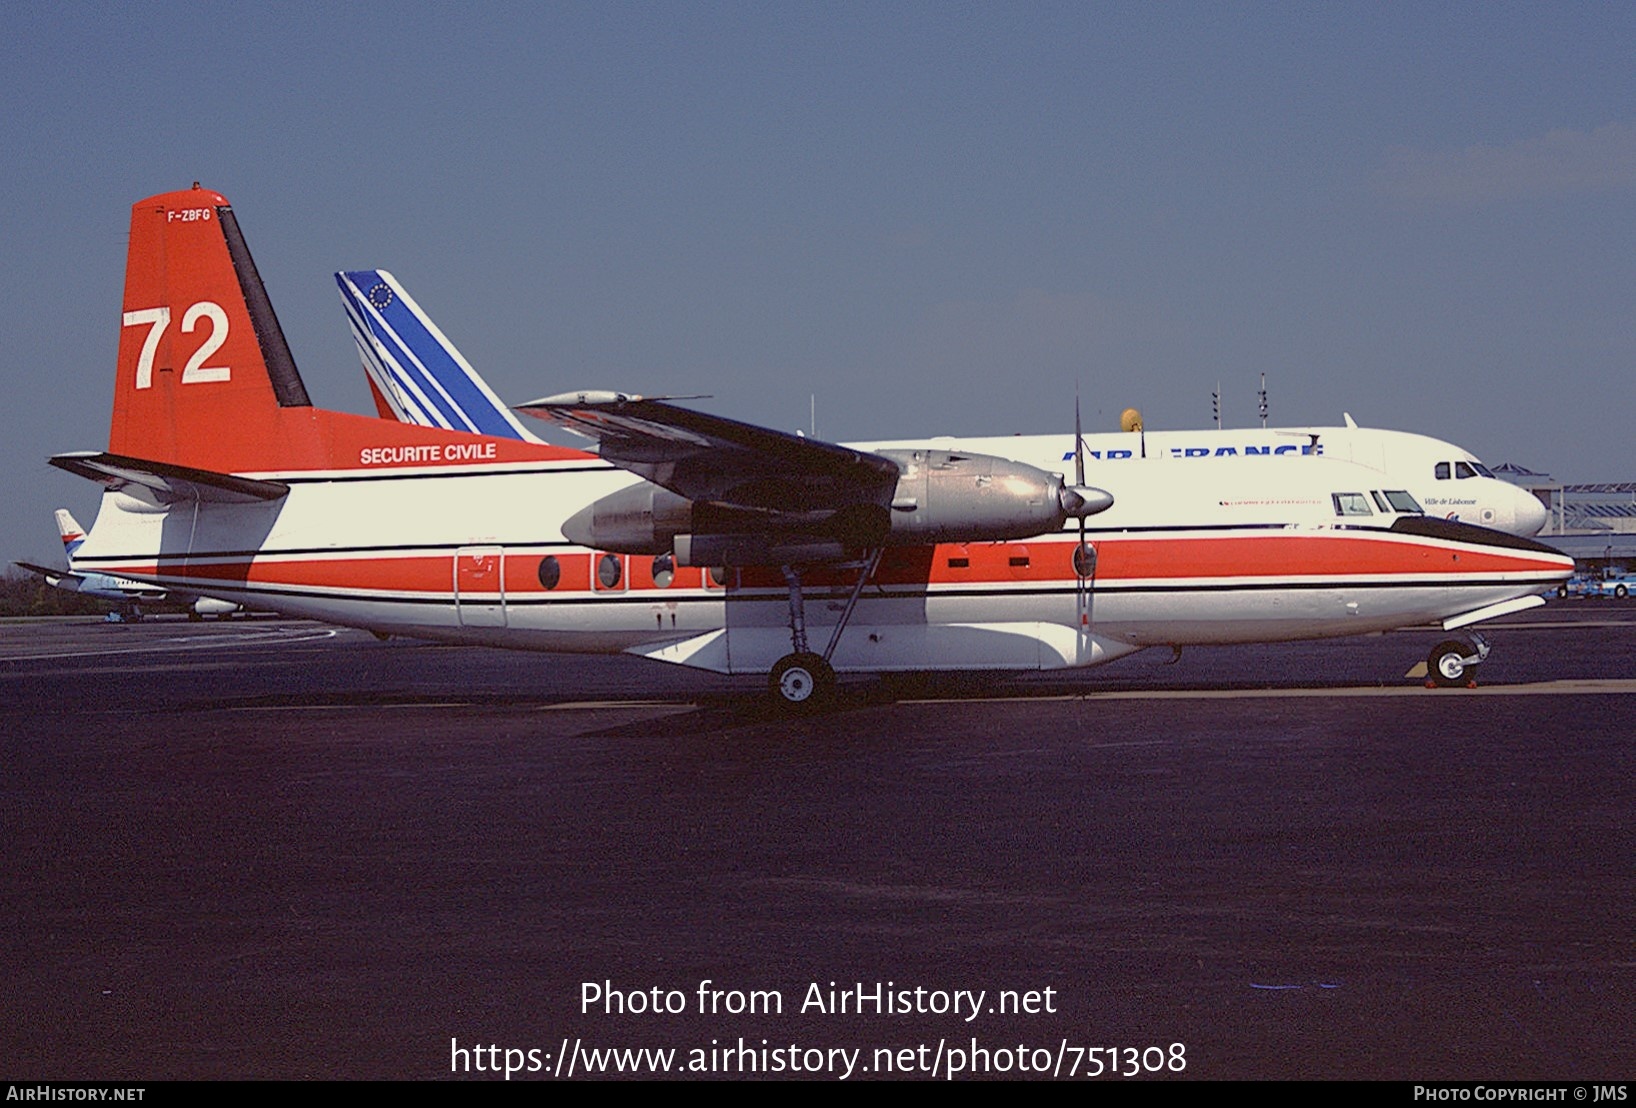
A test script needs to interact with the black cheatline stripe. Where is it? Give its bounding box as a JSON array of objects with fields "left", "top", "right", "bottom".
[
  {"left": 73, "top": 523, "right": 1572, "bottom": 566},
  {"left": 137, "top": 582, "right": 727, "bottom": 607},
  {"left": 1081, "top": 522, "right": 1295, "bottom": 534},
  {"left": 151, "top": 576, "right": 1562, "bottom": 608},
  {"left": 728, "top": 578, "right": 1564, "bottom": 600}
]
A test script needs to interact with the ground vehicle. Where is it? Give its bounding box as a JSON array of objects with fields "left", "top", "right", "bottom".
[{"left": 1557, "top": 568, "right": 1635, "bottom": 599}]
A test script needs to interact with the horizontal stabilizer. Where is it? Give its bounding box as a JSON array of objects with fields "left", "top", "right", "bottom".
[
  {"left": 13, "top": 560, "right": 78, "bottom": 585},
  {"left": 49, "top": 452, "right": 289, "bottom": 504}
]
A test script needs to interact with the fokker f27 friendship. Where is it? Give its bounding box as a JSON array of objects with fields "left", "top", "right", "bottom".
[{"left": 53, "top": 187, "right": 1572, "bottom": 707}]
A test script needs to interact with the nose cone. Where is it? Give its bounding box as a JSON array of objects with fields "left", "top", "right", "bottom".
[{"left": 1514, "top": 489, "right": 1548, "bottom": 536}]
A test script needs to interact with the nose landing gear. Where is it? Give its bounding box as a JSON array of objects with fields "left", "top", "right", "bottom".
[{"left": 1425, "top": 633, "right": 1490, "bottom": 689}]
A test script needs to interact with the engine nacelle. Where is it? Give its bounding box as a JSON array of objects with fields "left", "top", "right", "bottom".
[
  {"left": 561, "top": 449, "right": 1111, "bottom": 565},
  {"left": 560, "top": 482, "right": 692, "bottom": 554},
  {"left": 875, "top": 449, "right": 1075, "bottom": 543}
]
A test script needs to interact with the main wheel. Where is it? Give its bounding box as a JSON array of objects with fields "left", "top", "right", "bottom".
[
  {"left": 1616, "top": 584, "right": 1628, "bottom": 599},
  {"left": 1427, "top": 639, "right": 1478, "bottom": 688},
  {"left": 1557, "top": 584, "right": 1569, "bottom": 598},
  {"left": 769, "top": 652, "right": 835, "bottom": 711}
]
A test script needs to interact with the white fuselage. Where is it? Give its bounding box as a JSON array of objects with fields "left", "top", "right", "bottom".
[{"left": 71, "top": 431, "right": 1571, "bottom": 676}]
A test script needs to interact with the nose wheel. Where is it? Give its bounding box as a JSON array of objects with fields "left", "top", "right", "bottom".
[{"left": 1426, "top": 635, "right": 1488, "bottom": 688}]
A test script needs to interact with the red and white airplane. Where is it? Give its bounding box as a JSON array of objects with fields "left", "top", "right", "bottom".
[{"left": 54, "top": 186, "right": 1572, "bottom": 707}]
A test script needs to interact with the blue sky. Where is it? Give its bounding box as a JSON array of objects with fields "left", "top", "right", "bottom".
[{"left": 4, "top": 2, "right": 1634, "bottom": 560}]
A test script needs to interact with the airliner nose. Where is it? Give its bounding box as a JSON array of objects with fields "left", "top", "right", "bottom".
[{"left": 1514, "top": 488, "right": 1548, "bottom": 536}]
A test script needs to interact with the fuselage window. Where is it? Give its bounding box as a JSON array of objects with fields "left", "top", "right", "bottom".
[
  {"left": 651, "top": 554, "right": 674, "bottom": 588},
  {"left": 1072, "top": 544, "right": 1097, "bottom": 578},
  {"left": 1435, "top": 462, "right": 1451, "bottom": 480},
  {"left": 537, "top": 555, "right": 561, "bottom": 590},
  {"left": 597, "top": 553, "right": 623, "bottom": 589},
  {"left": 1332, "top": 492, "right": 1373, "bottom": 517}
]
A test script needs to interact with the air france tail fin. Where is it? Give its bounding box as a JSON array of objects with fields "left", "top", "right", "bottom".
[
  {"left": 336, "top": 269, "right": 539, "bottom": 442},
  {"left": 55, "top": 509, "right": 86, "bottom": 566}
]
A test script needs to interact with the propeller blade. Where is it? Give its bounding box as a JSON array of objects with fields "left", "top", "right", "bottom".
[{"left": 1074, "top": 391, "right": 1085, "bottom": 488}]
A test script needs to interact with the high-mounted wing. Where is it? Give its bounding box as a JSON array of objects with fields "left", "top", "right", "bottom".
[
  {"left": 517, "top": 391, "right": 900, "bottom": 514},
  {"left": 517, "top": 391, "right": 1105, "bottom": 567}
]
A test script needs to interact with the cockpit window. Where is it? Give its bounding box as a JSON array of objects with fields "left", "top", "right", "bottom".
[
  {"left": 1455, "top": 461, "right": 1478, "bottom": 479},
  {"left": 1332, "top": 492, "right": 1373, "bottom": 517},
  {"left": 1435, "top": 462, "right": 1451, "bottom": 480},
  {"left": 1472, "top": 461, "right": 1494, "bottom": 478},
  {"left": 1382, "top": 489, "right": 1422, "bottom": 514}
]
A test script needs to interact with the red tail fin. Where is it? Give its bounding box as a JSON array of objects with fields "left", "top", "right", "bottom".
[
  {"left": 110, "top": 186, "right": 319, "bottom": 469},
  {"left": 106, "top": 186, "right": 584, "bottom": 475}
]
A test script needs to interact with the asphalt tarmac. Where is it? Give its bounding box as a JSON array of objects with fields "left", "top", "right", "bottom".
[{"left": 2, "top": 605, "right": 1632, "bottom": 1081}]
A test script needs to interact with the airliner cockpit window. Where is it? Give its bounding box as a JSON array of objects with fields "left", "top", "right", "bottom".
[
  {"left": 1473, "top": 462, "right": 1495, "bottom": 478},
  {"left": 1332, "top": 492, "right": 1373, "bottom": 517},
  {"left": 1382, "top": 490, "right": 1422, "bottom": 513},
  {"left": 1455, "top": 461, "right": 1478, "bottom": 479},
  {"left": 1435, "top": 462, "right": 1451, "bottom": 480}
]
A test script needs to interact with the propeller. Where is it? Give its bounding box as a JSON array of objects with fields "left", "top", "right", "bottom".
[
  {"left": 1060, "top": 392, "right": 1114, "bottom": 521},
  {"left": 1065, "top": 391, "right": 1110, "bottom": 651}
]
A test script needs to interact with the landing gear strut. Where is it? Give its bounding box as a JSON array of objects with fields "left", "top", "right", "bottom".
[{"left": 768, "top": 551, "right": 882, "bottom": 712}]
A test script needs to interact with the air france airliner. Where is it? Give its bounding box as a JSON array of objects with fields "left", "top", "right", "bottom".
[{"left": 335, "top": 269, "right": 1547, "bottom": 538}]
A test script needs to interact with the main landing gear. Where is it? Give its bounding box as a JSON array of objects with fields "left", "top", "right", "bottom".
[
  {"left": 768, "top": 552, "right": 882, "bottom": 712},
  {"left": 1425, "top": 633, "right": 1490, "bottom": 689},
  {"left": 770, "top": 652, "right": 835, "bottom": 709}
]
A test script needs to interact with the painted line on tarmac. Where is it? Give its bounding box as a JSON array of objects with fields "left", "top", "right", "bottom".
[
  {"left": 534, "top": 700, "right": 695, "bottom": 711},
  {"left": 903, "top": 678, "right": 1636, "bottom": 704},
  {"left": 1471, "top": 619, "right": 1636, "bottom": 629},
  {"left": 222, "top": 699, "right": 695, "bottom": 713},
  {"left": 0, "top": 627, "right": 342, "bottom": 663}
]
